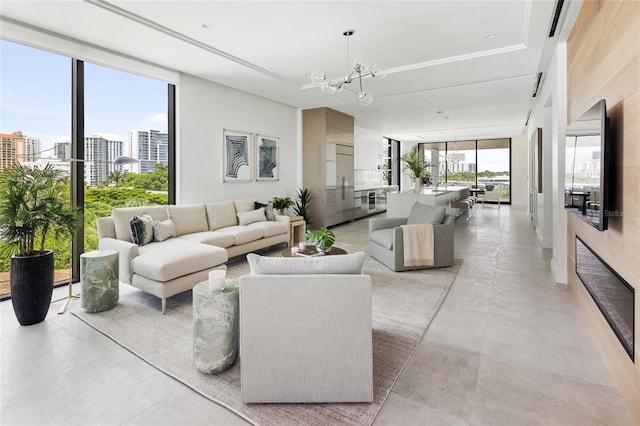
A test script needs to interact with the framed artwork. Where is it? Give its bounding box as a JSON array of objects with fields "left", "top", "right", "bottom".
[
  {"left": 255, "top": 134, "right": 279, "bottom": 181},
  {"left": 223, "top": 129, "right": 252, "bottom": 182}
]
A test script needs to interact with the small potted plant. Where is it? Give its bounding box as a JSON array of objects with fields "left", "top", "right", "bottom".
[
  {"left": 272, "top": 196, "right": 294, "bottom": 215},
  {"left": 305, "top": 228, "right": 335, "bottom": 254},
  {"left": 0, "top": 164, "right": 81, "bottom": 325}
]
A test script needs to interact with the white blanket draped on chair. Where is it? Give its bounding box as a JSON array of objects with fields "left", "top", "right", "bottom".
[{"left": 401, "top": 224, "right": 434, "bottom": 266}]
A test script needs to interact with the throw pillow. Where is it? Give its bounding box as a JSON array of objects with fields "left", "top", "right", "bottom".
[
  {"left": 130, "top": 214, "right": 154, "bottom": 246},
  {"left": 153, "top": 218, "right": 176, "bottom": 242},
  {"left": 237, "top": 207, "right": 267, "bottom": 226},
  {"left": 407, "top": 202, "right": 446, "bottom": 225},
  {"left": 247, "top": 251, "right": 366, "bottom": 275},
  {"left": 255, "top": 201, "right": 276, "bottom": 221}
]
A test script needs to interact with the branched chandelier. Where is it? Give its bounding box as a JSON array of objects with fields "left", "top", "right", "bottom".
[{"left": 309, "top": 29, "right": 386, "bottom": 105}]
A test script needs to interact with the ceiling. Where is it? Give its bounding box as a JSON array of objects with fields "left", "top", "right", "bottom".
[{"left": 0, "top": 0, "right": 565, "bottom": 143}]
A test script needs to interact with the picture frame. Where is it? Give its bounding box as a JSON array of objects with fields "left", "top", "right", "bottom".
[
  {"left": 223, "top": 129, "right": 252, "bottom": 182},
  {"left": 255, "top": 134, "right": 279, "bottom": 181}
]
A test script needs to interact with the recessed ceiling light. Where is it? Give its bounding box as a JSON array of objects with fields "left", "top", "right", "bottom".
[
  {"left": 485, "top": 33, "right": 497, "bottom": 39},
  {"left": 202, "top": 22, "right": 213, "bottom": 29}
]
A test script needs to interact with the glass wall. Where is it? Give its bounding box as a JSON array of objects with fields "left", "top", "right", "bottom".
[
  {"left": 0, "top": 40, "right": 72, "bottom": 297},
  {"left": 420, "top": 138, "right": 511, "bottom": 204},
  {"left": 0, "top": 40, "right": 174, "bottom": 299},
  {"left": 83, "top": 63, "right": 169, "bottom": 253}
]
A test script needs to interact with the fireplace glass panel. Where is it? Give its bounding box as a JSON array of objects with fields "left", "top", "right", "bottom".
[{"left": 576, "top": 237, "right": 634, "bottom": 360}]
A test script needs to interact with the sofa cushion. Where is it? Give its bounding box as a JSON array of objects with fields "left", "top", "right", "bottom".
[
  {"left": 206, "top": 201, "right": 237, "bottom": 230},
  {"left": 112, "top": 205, "right": 168, "bottom": 241},
  {"left": 255, "top": 201, "right": 276, "bottom": 221},
  {"left": 168, "top": 204, "right": 208, "bottom": 236},
  {"left": 369, "top": 228, "right": 394, "bottom": 250},
  {"left": 130, "top": 214, "right": 154, "bottom": 246},
  {"left": 178, "top": 231, "right": 235, "bottom": 248},
  {"left": 217, "top": 225, "right": 264, "bottom": 245},
  {"left": 153, "top": 218, "right": 176, "bottom": 242},
  {"left": 237, "top": 208, "right": 267, "bottom": 226},
  {"left": 247, "top": 221, "right": 289, "bottom": 238},
  {"left": 247, "top": 251, "right": 366, "bottom": 275},
  {"left": 234, "top": 199, "right": 256, "bottom": 213},
  {"left": 133, "top": 239, "right": 227, "bottom": 282},
  {"left": 407, "top": 202, "right": 446, "bottom": 225}
]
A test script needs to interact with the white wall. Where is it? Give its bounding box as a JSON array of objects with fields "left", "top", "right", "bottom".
[
  {"left": 177, "top": 73, "right": 301, "bottom": 204},
  {"left": 510, "top": 134, "right": 529, "bottom": 207},
  {"left": 527, "top": 42, "right": 569, "bottom": 284}
]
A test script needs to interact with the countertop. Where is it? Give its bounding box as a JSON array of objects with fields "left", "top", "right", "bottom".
[
  {"left": 394, "top": 186, "right": 469, "bottom": 196},
  {"left": 354, "top": 185, "right": 398, "bottom": 192}
]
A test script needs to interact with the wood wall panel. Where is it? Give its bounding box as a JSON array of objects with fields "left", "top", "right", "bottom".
[{"left": 567, "top": 0, "right": 640, "bottom": 422}]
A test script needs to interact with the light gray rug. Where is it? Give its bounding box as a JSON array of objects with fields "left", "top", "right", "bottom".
[{"left": 72, "top": 245, "right": 460, "bottom": 426}]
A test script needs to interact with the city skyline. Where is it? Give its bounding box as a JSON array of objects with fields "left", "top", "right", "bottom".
[{"left": 0, "top": 39, "right": 168, "bottom": 157}]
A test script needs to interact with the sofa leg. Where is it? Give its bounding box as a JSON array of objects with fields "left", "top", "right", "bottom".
[{"left": 162, "top": 298, "right": 166, "bottom": 315}]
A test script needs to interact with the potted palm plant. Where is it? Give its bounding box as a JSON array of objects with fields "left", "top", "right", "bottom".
[
  {"left": 292, "top": 188, "right": 313, "bottom": 226},
  {"left": 401, "top": 145, "right": 425, "bottom": 191},
  {"left": 305, "top": 228, "right": 335, "bottom": 254},
  {"left": 0, "top": 164, "right": 81, "bottom": 325}
]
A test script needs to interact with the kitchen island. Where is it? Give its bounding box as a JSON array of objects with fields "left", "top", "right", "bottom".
[{"left": 387, "top": 186, "right": 470, "bottom": 217}]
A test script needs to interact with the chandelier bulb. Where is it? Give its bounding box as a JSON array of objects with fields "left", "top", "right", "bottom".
[
  {"left": 371, "top": 64, "right": 388, "bottom": 80},
  {"left": 310, "top": 70, "right": 326, "bottom": 85},
  {"left": 353, "top": 57, "right": 369, "bottom": 73},
  {"left": 359, "top": 91, "right": 373, "bottom": 105},
  {"left": 321, "top": 80, "right": 338, "bottom": 94}
]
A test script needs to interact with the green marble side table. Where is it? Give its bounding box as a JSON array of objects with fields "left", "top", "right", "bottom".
[
  {"left": 193, "top": 279, "right": 239, "bottom": 374},
  {"left": 80, "top": 250, "right": 119, "bottom": 313}
]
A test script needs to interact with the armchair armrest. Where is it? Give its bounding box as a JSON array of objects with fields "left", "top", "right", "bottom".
[
  {"left": 369, "top": 217, "right": 408, "bottom": 233},
  {"left": 392, "top": 222, "right": 454, "bottom": 268},
  {"left": 98, "top": 237, "right": 138, "bottom": 284}
]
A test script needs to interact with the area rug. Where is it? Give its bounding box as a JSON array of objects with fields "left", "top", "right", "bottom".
[{"left": 71, "top": 247, "right": 461, "bottom": 426}]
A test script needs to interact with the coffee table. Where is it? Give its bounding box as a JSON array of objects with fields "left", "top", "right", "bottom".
[{"left": 281, "top": 245, "right": 347, "bottom": 257}]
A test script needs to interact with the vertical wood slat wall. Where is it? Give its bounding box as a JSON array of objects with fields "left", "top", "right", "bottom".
[{"left": 566, "top": 0, "right": 640, "bottom": 422}]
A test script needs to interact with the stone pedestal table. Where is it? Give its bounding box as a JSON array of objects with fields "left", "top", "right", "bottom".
[
  {"left": 193, "top": 279, "right": 239, "bottom": 374},
  {"left": 80, "top": 250, "right": 119, "bottom": 313}
]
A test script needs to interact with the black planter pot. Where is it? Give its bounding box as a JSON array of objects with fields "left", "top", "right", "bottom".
[{"left": 10, "top": 250, "right": 55, "bottom": 326}]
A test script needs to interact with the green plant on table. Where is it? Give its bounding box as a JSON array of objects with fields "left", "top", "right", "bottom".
[
  {"left": 271, "top": 196, "right": 294, "bottom": 214},
  {"left": 305, "top": 227, "right": 335, "bottom": 251}
]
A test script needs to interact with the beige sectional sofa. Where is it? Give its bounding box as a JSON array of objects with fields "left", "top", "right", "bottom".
[{"left": 97, "top": 199, "right": 290, "bottom": 313}]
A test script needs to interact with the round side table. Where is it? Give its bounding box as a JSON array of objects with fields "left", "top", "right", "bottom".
[
  {"left": 80, "top": 250, "right": 119, "bottom": 313},
  {"left": 193, "top": 279, "right": 239, "bottom": 374}
]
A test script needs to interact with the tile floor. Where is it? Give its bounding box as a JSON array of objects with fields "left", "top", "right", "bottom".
[{"left": 0, "top": 206, "right": 633, "bottom": 425}]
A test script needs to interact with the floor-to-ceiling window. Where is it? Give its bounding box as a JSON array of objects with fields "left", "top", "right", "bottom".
[
  {"left": 0, "top": 40, "right": 174, "bottom": 299},
  {"left": 0, "top": 40, "right": 72, "bottom": 297},
  {"left": 476, "top": 138, "right": 511, "bottom": 203},
  {"left": 83, "top": 63, "right": 169, "bottom": 254},
  {"left": 419, "top": 138, "right": 512, "bottom": 204}
]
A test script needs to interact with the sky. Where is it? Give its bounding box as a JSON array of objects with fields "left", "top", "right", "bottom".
[{"left": 0, "top": 39, "right": 168, "bottom": 157}]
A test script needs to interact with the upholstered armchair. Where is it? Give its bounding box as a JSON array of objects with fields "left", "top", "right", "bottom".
[
  {"left": 369, "top": 202, "right": 454, "bottom": 272},
  {"left": 240, "top": 252, "right": 373, "bottom": 403}
]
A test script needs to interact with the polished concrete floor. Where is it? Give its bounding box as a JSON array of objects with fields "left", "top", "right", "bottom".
[{"left": 1, "top": 206, "right": 633, "bottom": 425}]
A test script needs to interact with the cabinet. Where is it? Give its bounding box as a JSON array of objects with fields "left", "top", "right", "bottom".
[{"left": 303, "top": 108, "right": 355, "bottom": 229}]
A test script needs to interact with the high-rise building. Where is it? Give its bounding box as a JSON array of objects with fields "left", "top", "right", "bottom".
[
  {"left": 0, "top": 131, "right": 26, "bottom": 170},
  {"left": 24, "top": 136, "right": 41, "bottom": 161},
  {"left": 84, "top": 135, "right": 123, "bottom": 186},
  {"left": 129, "top": 129, "right": 168, "bottom": 173},
  {"left": 54, "top": 140, "right": 72, "bottom": 160}
]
